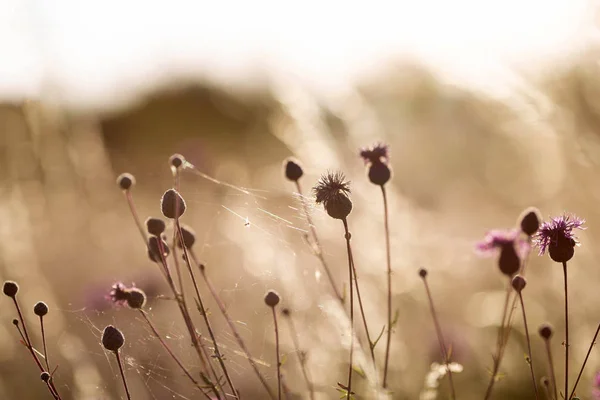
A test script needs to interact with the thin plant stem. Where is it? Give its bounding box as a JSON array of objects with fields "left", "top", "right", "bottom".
[
  {"left": 501, "top": 244, "right": 532, "bottom": 348},
  {"left": 421, "top": 274, "right": 456, "bottom": 400},
  {"left": 517, "top": 291, "right": 539, "bottom": 399},
  {"left": 544, "top": 339, "right": 559, "bottom": 400},
  {"left": 39, "top": 315, "right": 50, "bottom": 371},
  {"left": 283, "top": 311, "right": 315, "bottom": 400},
  {"left": 568, "top": 322, "right": 600, "bottom": 400},
  {"left": 541, "top": 378, "right": 552, "bottom": 400},
  {"left": 342, "top": 218, "right": 355, "bottom": 400},
  {"left": 294, "top": 180, "right": 342, "bottom": 302},
  {"left": 124, "top": 191, "right": 148, "bottom": 247},
  {"left": 381, "top": 185, "right": 393, "bottom": 388},
  {"left": 139, "top": 310, "right": 213, "bottom": 400},
  {"left": 272, "top": 307, "right": 282, "bottom": 400},
  {"left": 563, "top": 261, "right": 569, "bottom": 399},
  {"left": 342, "top": 218, "right": 376, "bottom": 364},
  {"left": 115, "top": 351, "right": 132, "bottom": 400},
  {"left": 177, "top": 221, "right": 239, "bottom": 399},
  {"left": 194, "top": 254, "right": 276, "bottom": 400}
]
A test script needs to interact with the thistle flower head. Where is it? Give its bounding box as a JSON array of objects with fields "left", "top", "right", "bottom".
[
  {"left": 359, "top": 142, "right": 389, "bottom": 165},
  {"left": 533, "top": 214, "right": 585, "bottom": 263},
  {"left": 34, "top": 301, "right": 49, "bottom": 317},
  {"left": 109, "top": 282, "right": 132, "bottom": 307},
  {"left": 313, "top": 171, "right": 353, "bottom": 220},
  {"left": 476, "top": 229, "right": 527, "bottom": 276}
]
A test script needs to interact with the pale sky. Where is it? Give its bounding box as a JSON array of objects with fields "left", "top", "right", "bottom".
[{"left": 0, "top": 0, "right": 595, "bottom": 110}]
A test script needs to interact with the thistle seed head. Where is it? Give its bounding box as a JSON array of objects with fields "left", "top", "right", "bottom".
[{"left": 102, "top": 325, "right": 125, "bottom": 352}]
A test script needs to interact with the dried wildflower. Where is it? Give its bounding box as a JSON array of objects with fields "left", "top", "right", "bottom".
[
  {"left": 3, "top": 281, "right": 18, "bottom": 297},
  {"left": 177, "top": 224, "right": 196, "bottom": 249},
  {"left": 284, "top": 158, "right": 303, "bottom": 182},
  {"left": 534, "top": 213, "right": 585, "bottom": 263},
  {"left": 519, "top": 207, "right": 542, "bottom": 236},
  {"left": 161, "top": 189, "right": 186, "bottom": 219},
  {"left": 102, "top": 325, "right": 124, "bottom": 352},
  {"left": 476, "top": 229, "right": 525, "bottom": 276},
  {"left": 126, "top": 288, "right": 146, "bottom": 309},
  {"left": 359, "top": 142, "right": 390, "bottom": 164},
  {"left": 109, "top": 282, "right": 132, "bottom": 307},
  {"left": 360, "top": 143, "right": 392, "bottom": 185},
  {"left": 313, "top": 171, "right": 353, "bottom": 220},
  {"left": 538, "top": 324, "right": 553, "bottom": 340},
  {"left": 145, "top": 217, "right": 166, "bottom": 237},
  {"left": 34, "top": 301, "right": 49, "bottom": 317},
  {"left": 117, "top": 173, "right": 135, "bottom": 191},
  {"left": 169, "top": 153, "right": 185, "bottom": 169},
  {"left": 264, "top": 290, "right": 280, "bottom": 308},
  {"left": 511, "top": 275, "right": 527, "bottom": 292}
]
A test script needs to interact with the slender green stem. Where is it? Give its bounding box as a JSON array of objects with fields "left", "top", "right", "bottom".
[
  {"left": 568, "top": 323, "right": 600, "bottom": 399},
  {"left": 115, "top": 351, "right": 132, "bottom": 400},
  {"left": 517, "top": 291, "right": 539, "bottom": 399},
  {"left": 421, "top": 274, "right": 456, "bottom": 400},
  {"left": 342, "top": 218, "right": 355, "bottom": 400},
  {"left": 563, "top": 261, "right": 569, "bottom": 399},
  {"left": 272, "top": 307, "right": 282, "bottom": 400},
  {"left": 381, "top": 185, "right": 393, "bottom": 388}
]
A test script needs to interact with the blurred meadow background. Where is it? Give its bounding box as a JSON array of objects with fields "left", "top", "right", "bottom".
[{"left": 2, "top": 0, "right": 600, "bottom": 399}]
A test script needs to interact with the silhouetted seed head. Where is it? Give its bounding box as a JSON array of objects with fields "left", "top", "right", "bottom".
[
  {"left": 313, "top": 171, "right": 352, "bottom": 220},
  {"left": 498, "top": 243, "right": 521, "bottom": 276},
  {"left": 148, "top": 236, "right": 170, "bottom": 263},
  {"left": 534, "top": 213, "right": 585, "bottom": 263},
  {"left": 109, "top": 282, "right": 132, "bottom": 306},
  {"left": 145, "top": 217, "right": 166, "bottom": 237},
  {"left": 511, "top": 275, "right": 527, "bottom": 292},
  {"left": 418, "top": 268, "right": 428, "bottom": 278},
  {"left": 359, "top": 143, "right": 390, "bottom": 164},
  {"left": 264, "top": 290, "right": 280, "bottom": 307},
  {"left": 126, "top": 288, "right": 146, "bottom": 309},
  {"left": 117, "top": 173, "right": 135, "bottom": 191},
  {"left": 282, "top": 308, "right": 291, "bottom": 317},
  {"left": 169, "top": 153, "right": 185, "bottom": 169},
  {"left": 367, "top": 162, "right": 391, "bottom": 186},
  {"left": 40, "top": 372, "right": 50, "bottom": 382},
  {"left": 102, "top": 325, "right": 124, "bottom": 352},
  {"left": 538, "top": 324, "right": 553, "bottom": 340},
  {"left": 161, "top": 189, "right": 186, "bottom": 219},
  {"left": 12, "top": 318, "right": 18, "bottom": 326},
  {"left": 3, "top": 281, "right": 19, "bottom": 297},
  {"left": 284, "top": 158, "right": 303, "bottom": 182},
  {"left": 34, "top": 301, "right": 49, "bottom": 317},
  {"left": 519, "top": 207, "right": 542, "bottom": 236},
  {"left": 177, "top": 225, "right": 196, "bottom": 249}
]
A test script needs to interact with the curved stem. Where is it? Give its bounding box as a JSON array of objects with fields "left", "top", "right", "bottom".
[
  {"left": 568, "top": 323, "right": 600, "bottom": 399},
  {"left": 563, "top": 261, "right": 569, "bottom": 399},
  {"left": 381, "top": 185, "right": 393, "bottom": 388},
  {"left": 272, "top": 307, "right": 282, "bottom": 400},
  {"left": 115, "top": 351, "right": 132, "bottom": 400},
  {"left": 517, "top": 291, "right": 539, "bottom": 399}
]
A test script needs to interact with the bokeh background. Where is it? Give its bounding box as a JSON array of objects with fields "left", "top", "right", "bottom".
[{"left": 2, "top": 0, "right": 600, "bottom": 399}]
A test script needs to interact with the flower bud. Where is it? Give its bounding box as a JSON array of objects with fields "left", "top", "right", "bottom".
[
  {"left": 498, "top": 243, "right": 520, "bottom": 276},
  {"left": 117, "top": 173, "right": 135, "bottom": 190},
  {"left": 284, "top": 159, "right": 303, "bottom": 182},
  {"left": 264, "top": 290, "right": 280, "bottom": 307},
  {"left": 511, "top": 275, "right": 527, "bottom": 292},
  {"left": 519, "top": 207, "right": 541, "bottom": 236},
  {"left": 102, "top": 325, "right": 125, "bottom": 352},
  {"left": 367, "top": 162, "right": 391, "bottom": 186},
  {"left": 3, "top": 281, "right": 18, "bottom": 297},
  {"left": 418, "top": 268, "right": 428, "bottom": 278},
  {"left": 538, "top": 323, "right": 553, "bottom": 340},
  {"left": 145, "top": 217, "right": 166, "bottom": 237},
  {"left": 177, "top": 225, "right": 196, "bottom": 249},
  {"left": 34, "top": 301, "right": 49, "bottom": 317},
  {"left": 161, "top": 189, "right": 186, "bottom": 219},
  {"left": 126, "top": 288, "right": 147, "bottom": 309},
  {"left": 169, "top": 153, "right": 185, "bottom": 169}
]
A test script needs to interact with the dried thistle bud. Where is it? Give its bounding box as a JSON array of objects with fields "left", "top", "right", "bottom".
[
  {"left": 12, "top": 319, "right": 18, "bottom": 326},
  {"left": 148, "top": 236, "right": 170, "bottom": 263},
  {"left": 511, "top": 275, "right": 527, "bottom": 292},
  {"left": 3, "top": 281, "right": 19, "bottom": 297},
  {"left": 498, "top": 243, "right": 520, "bottom": 276},
  {"left": 169, "top": 153, "right": 185, "bottom": 169},
  {"left": 177, "top": 225, "right": 196, "bottom": 249},
  {"left": 40, "top": 372, "right": 50, "bottom": 382},
  {"left": 538, "top": 323, "right": 553, "bottom": 340},
  {"left": 126, "top": 288, "right": 147, "bottom": 309},
  {"left": 367, "top": 162, "right": 391, "bottom": 186},
  {"left": 161, "top": 189, "right": 186, "bottom": 219},
  {"left": 418, "top": 268, "right": 428, "bottom": 278},
  {"left": 264, "top": 290, "right": 280, "bottom": 307},
  {"left": 284, "top": 159, "right": 303, "bottom": 182},
  {"left": 145, "top": 217, "right": 166, "bottom": 237},
  {"left": 102, "top": 325, "right": 125, "bottom": 352},
  {"left": 519, "top": 207, "right": 541, "bottom": 236},
  {"left": 117, "top": 173, "right": 135, "bottom": 191},
  {"left": 313, "top": 171, "right": 353, "bottom": 220},
  {"left": 34, "top": 301, "right": 49, "bottom": 317}
]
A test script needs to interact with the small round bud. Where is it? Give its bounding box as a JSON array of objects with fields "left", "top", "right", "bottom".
[
  {"left": 117, "top": 173, "right": 135, "bottom": 191},
  {"left": 40, "top": 372, "right": 50, "bottom": 382},
  {"left": 549, "top": 236, "right": 576, "bottom": 263},
  {"left": 148, "top": 236, "right": 170, "bottom": 263},
  {"left": 12, "top": 319, "right": 18, "bottom": 326},
  {"left": 3, "top": 281, "right": 19, "bottom": 297},
  {"left": 34, "top": 301, "right": 49, "bottom": 317},
  {"left": 161, "top": 189, "right": 186, "bottom": 219},
  {"left": 418, "top": 268, "right": 428, "bottom": 278},
  {"left": 511, "top": 275, "right": 527, "bottom": 292},
  {"left": 284, "top": 159, "right": 303, "bottom": 182},
  {"left": 367, "top": 162, "right": 391, "bottom": 186},
  {"left": 519, "top": 207, "right": 541, "bottom": 236},
  {"left": 264, "top": 290, "right": 280, "bottom": 307},
  {"left": 498, "top": 243, "right": 520, "bottom": 276},
  {"left": 538, "top": 323, "right": 553, "bottom": 340},
  {"left": 541, "top": 377, "right": 550, "bottom": 387},
  {"left": 126, "top": 288, "right": 147, "bottom": 309},
  {"left": 325, "top": 194, "right": 353, "bottom": 220},
  {"left": 102, "top": 325, "right": 125, "bottom": 352},
  {"left": 282, "top": 308, "right": 291, "bottom": 317},
  {"left": 169, "top": 154, "right": 185, "bottom": 169},
  {"left": 145, "top": 217, "right": 166, "bottom": 237},
  {"left": 177, "top": 225, "right": 196, "bottom": 249}
]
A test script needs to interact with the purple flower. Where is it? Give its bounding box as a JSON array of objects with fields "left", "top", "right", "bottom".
[
  {"left": 476, "top": 229, "right": 527, "bottom": 257},
  {"left": 359, "top": 142, "right": 389, "bottom": 165},
  {"left": 533, "top": 213, "right": 585, "bottom": 263},
  {"left": 108, "top": 282, "right": 134, "bottom": 307}
]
